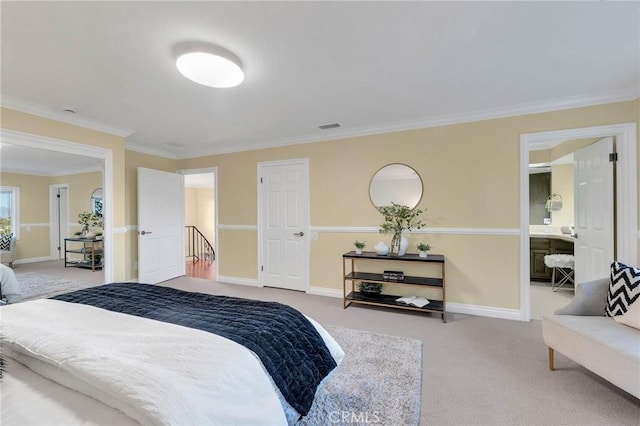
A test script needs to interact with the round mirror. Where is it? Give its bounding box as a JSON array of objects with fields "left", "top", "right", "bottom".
[
  {"left": 369, "top": 164, "right": 423, "bottom": 208},
  {"left": 90, "top": 188, "right": 103, "bottom": 216}
]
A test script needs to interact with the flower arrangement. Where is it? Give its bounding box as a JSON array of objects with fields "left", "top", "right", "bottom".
[
  {"left": 78, "top": 211, "right": 103, "bottom": 228},
  {"left": 77, "top": 211, "right": 103, "bottom": 237},
  {"left": 378, "top": 203, "right": 425, "bottom": 255}
]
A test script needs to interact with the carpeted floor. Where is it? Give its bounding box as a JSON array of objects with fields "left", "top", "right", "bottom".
[
  {"left": 15, "top": 272, "right": 101, "bottom": 301},
  {"left": 300, "top": 325, "right": 422, "bottom": 425}
]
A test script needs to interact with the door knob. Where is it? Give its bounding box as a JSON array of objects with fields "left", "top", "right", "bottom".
[
  {"left": 140, "top": 230, "right": 152, "bottom": 235},
  {"left": 293, "top": 232, "right": 304, "bottom": 237}
]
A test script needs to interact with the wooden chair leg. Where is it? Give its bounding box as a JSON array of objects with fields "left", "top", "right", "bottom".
[{"left": 548, "top": 347, "right": 555, "bottom": 371}]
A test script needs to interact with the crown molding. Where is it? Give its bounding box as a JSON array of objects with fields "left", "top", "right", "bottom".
[
  {"left": 167, "top": 86, "right": 640, "bottom": 159},
  {"left": 0, "top": 165, "right": 102, "bottom": 177},
  {"left": 1, "top": 96, "right": 133, "bottom": 138},
  {"left": 5, "top": 87, "right": 637, "bottom": 160}
]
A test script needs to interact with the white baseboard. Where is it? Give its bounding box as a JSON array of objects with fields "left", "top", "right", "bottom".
[
  {"left": 306, "top": 285, "right": 522, "bottom": 320},
  {"left": 13, "top": 256, "right": 54, "bottom": 265},
  {"left": 307, "top": 286, "right": 343, "bottom": 298},
  {"left": 217, "top": 275, "right": 261, "bottom": 287},
  {"left": 446, "top": 302, "right": 522, "bottom": 321}
]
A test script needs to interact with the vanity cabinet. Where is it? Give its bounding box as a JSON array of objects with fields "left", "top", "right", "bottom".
[{"left": 530, "top": 237, "right": 574, "bottom": 281}]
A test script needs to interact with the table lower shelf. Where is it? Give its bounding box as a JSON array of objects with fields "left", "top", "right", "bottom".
[
  {"left": 344, "top": 291, "right": 445, "bottom": 321},
  {"left": 65, "top": 260, "right": 102, "bottom": 270}
]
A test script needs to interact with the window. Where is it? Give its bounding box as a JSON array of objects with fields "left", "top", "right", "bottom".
[{"left": 0, "top": 186, "right": 20, "bottom": 239}]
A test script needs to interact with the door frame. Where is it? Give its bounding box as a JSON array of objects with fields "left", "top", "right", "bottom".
[
  {"left": 257, "top": 158, "right": 310, "bottom": 291},
  {"left": 178, "top": 167, "right": 218, "bottom": 282},
  {"left": 519, "top": 123, "right": 638, "bottom": 321},
  {"left": 0, "top": 129, "right": 113, "bottom": 282},
  {"left": 49, "top": 183, "right": 69, "bottom": 260}
]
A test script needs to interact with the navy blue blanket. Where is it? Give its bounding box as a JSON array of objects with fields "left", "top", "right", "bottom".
[{"left": 52, "top": 283, "right": 336, "bottom": 415}]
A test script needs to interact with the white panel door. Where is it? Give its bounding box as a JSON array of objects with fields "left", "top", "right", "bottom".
[
  {"left": 574, "top": 137, "right": 615, "bottom": 283},
  {"left": 259, "top": 160, "right": 309, "bottom": 291},
  {"left": 138, "top": 167, "right": 185, "bottom": 283}
]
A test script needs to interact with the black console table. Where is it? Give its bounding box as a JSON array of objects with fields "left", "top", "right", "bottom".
[
  {"left": 64, "top": 237, "right": 103, "bottom": 271},
  {"left": 342, "top": 251, "right": 446, "bottom": 322}
]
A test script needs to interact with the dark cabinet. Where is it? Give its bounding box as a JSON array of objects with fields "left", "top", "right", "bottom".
[{"left": 530, "top": 237, "right": 574, "bottom": 282}]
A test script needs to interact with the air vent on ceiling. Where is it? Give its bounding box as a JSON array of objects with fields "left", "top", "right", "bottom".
[{"left": 318, "top": 122, "right": 341, "bottom": 130}]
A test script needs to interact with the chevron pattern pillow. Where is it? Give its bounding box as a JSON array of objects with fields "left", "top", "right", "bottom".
[
  {"left": 0, "top": 234, "right": 12, "bottom": 251},
  {"left": 605, "top": 261, "right": 640, "bottom": 317}
]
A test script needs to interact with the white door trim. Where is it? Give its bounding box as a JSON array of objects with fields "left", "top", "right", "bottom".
[
  {"left": 178, "top": 167, "right": 218, "bottom": 282},
  {"left": 0, "top": 129, "right": 113, "bottom": 283},
  {"left": 257, "top": 158, "right": 310, "bottom": 291},
  {"left": 519, "top": 122, "right": 638, "bottom": 321},
  {"left": 49, "top": 183, "right": 69, "bottom": 260}
]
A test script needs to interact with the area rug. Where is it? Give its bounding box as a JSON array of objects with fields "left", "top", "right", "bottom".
[
  {"left": 15, "top": 272, "right": 101, "bottom": 302},
  {"left": 298, "top": 325, "right": 422, "bottom": 426}
]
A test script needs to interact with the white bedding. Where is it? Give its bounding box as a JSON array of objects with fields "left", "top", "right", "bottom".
[
  {"left": 1, "top": 299, "right": 344, "bottom": 425},
  {"left": 0, "top": 263, "right": 21, "bottom": 302}
]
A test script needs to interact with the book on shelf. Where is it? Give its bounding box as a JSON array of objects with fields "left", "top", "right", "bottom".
[
  {"left": 395, "top": 295, "right": 430, "bottom": 308},
  {"left": 383, "top": 270, "right": 405, "bottom": 282}
]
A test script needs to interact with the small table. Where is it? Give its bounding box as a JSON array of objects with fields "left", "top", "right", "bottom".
[{"left": 64, "top": 237, "right": 103, "bottom": 271}]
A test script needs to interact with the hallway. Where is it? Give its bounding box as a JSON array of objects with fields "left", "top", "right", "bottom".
[{"left": 185, "top": 259, "right": 215, "bottom": 280}]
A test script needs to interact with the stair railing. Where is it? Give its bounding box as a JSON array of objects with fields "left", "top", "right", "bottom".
[{"left": 185, "top": 225, "right": 215, "bottom": 263}]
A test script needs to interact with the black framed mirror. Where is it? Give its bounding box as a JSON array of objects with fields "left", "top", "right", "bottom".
[
  {"left": 369, "top": 163, "right": 423, "bottom": 208},
  {"left": 91, "top": 188, "right": 103, "bottom": 217}
]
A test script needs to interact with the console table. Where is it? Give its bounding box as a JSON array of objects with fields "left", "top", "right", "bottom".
[
  {"left": 342, "top": 251, "right": 446, "bottom": 322},
  {"left": 64, "top": 237, "right": 103, "bottom": 271}
]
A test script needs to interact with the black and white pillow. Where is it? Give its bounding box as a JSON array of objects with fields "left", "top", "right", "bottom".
[
  {"left": 0, "top": 234, "right": 12, "bottom": 251},
  {"left": 605, "top": 261, "right": 640, "bottom": 317}
]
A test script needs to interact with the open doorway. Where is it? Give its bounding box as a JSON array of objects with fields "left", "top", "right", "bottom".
[
  {"left": 181, "top": 168, "right": 217, "bottom": 281},
  {"left": 527, "top": 138, "right": 610, "bottom": 319},
  {"left": 519, "top": 123, "right": 638, "bottom": 321},
  {"left": 0, "top": 128, "right": 113, "bottom": 283}
]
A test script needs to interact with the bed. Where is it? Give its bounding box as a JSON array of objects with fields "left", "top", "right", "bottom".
[
  {"left": 0, "top": 282, "right": 345, "bottom": 425},
  {"left": 0, "top": 263, "right": 21, "bottom": 303}
]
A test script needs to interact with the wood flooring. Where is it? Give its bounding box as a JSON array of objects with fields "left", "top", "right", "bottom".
[{"left": 185, "top": 259, "right": 215, "bottom": 280}]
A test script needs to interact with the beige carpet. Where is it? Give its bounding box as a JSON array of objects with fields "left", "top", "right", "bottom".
[
  {"left": 300, "top": 326, "right": 422, "bottom": 425},
  {"left": 11, "top": 263, "right": 640, "bottom": 425},
  {"left": 15, "top": 272, "right": 101, "bottom": 302}
]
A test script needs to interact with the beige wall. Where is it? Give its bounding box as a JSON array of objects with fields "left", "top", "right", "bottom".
[
  {"left": 550, "top": 164, "right": 574, "bottom": 227},
  {"left": 178, "top": 100, "right": 639, "bottom": 311},
  {"left": 0, "top": 171, "right": 102, "bottom": 261},
  {"left": 1, "top": 108, "right": 127, "bottom": 279},
  {"left": 2, "top": 99, "right": 638, "bottom": 311},
  {"left": 185, "top": 187, "right": 215, "bottom": 245}
]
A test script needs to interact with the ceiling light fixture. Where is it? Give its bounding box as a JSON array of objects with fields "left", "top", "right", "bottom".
[{"left": 174, "top": 42, "right": 244, "bottom": 88}]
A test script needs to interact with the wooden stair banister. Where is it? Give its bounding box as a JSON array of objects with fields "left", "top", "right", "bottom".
[{"left": 185, "top": 225, "right": 215, "bottom": 263}]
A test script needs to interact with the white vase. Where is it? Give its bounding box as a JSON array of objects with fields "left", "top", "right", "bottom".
[
  {"left": 374, "top": 241, "right": 389, "bottom": 255},
  {"left": 355, "top": 248, "right": 363, "bottom": 255},
  {"left": 419, "top": 251, "right": 428, "bottom": 258},
  {"left": 399, "top": 236, "right": 408, "bottom": 256}
]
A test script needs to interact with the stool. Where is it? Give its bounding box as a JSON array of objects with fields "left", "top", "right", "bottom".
[{"left": 544, "top": 254, "right": 575, "bottom": 292}]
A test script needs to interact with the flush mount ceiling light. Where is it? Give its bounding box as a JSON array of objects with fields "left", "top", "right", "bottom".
[{"left": 174, "top": 42, "right": 244, "bottom": 88}]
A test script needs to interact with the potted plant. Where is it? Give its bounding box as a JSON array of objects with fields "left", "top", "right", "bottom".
[
  {"left": 378, "top": 203, "right": 425, "bottom": 256},
  {"left": 358, "top": 281, "right": 383, "bottom": 296},
  {"left": 78, "top": 211, "right": 103, "bottom": 238},
  {"left": 353, "top": 240, "right": 366, "bottom": 255},
  {"left": 417, "top": 242, "right": 432, "bottom": 258}
]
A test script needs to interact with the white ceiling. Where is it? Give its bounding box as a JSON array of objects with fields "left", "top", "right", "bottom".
[
  {"left": 1, "top": 1, "right": 639, "bottom": 169},
  {"left": 0, "top": 143, "right": 102, "bottom": 176}
]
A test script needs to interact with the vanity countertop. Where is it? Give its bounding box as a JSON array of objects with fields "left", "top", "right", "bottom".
[
  {"left": 529, "top": 233, "right": 575, "bottom": 243},
  {"left": 529, "top": 225, "right": 575, "bottom": 243}
]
